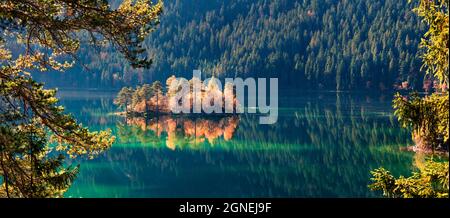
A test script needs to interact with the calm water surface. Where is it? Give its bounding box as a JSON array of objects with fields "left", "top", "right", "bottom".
[{"left": 58, "top": 90, "right": 417, "bottom": 198}]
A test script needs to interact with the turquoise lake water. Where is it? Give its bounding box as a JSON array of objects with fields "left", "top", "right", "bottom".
[{"left": 58, "top": 90, "right": 418, "bottom": 197}]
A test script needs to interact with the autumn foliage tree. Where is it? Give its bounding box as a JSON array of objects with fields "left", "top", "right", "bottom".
[{"left": 0, "top": 0, "right": 163, "bottom": 197}]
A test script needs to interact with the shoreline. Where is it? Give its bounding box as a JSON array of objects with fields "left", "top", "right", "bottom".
[
  {"left": 114, "top": 111, "right": 239, "bottom": 118},
  {"left": 401, "top": 146, "right": 449, "bottom": 157}
]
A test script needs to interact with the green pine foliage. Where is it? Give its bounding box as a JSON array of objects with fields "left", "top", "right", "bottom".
[
  {"left": 369, "top": 0, "right": 449, "bottom": 198},
  {"left": 393, "top": 92, "right": 449, "bottom": 151},
  {"left": 1, "top": 0, "right": 162, "bottom": 197},
  {"left": 0, "top": 120, "right": 79, "bottom": 197},
  {"left": 37, "top": 0, "right": 426, "bottom": 91},
  {"left": 369, "top": 160, "right": 449, "bottom": 198}
]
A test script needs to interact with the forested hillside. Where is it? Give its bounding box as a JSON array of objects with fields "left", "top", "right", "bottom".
[{"left": 35, "top": 0, "right": 426, "bottom": 91}]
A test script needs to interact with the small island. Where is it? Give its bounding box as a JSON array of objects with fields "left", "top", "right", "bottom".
[{"left": 114, "top": 75, "right": 240, "bottom": 118}]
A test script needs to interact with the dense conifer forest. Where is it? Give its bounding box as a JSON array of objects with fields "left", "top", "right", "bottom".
[{"left": 35, "top": 0, "right": 426, "bottom": 91}]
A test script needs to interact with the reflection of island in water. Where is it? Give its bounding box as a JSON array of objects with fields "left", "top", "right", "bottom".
[
  {"left": 122, "top": 115, "right": 240, "bottom": 150},
  {"left": 64, "top": 91, "right": 435, "bottom": 198}
]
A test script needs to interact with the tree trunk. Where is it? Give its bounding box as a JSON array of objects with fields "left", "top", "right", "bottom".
[
  {"left": 0, "top": 153, "right": 10, "bottom": 198},
  {"left": 145, "top": 98, "right": 149, "bottom": 118},
  {"left": 125, "top": 99, "right": 129, "bottom": 120}
]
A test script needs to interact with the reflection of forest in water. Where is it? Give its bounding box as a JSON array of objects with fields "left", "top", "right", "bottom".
[{"left": 61, "top": 91, "right": 418, "bottom": 197}]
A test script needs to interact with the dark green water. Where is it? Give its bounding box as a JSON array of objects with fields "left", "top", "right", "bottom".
[{"left": 58, "top": 90, "right": 416, "bottom": 198}]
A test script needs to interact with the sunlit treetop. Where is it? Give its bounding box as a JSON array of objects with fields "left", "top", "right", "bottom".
[
  {"left": 0, "top": 0, "right": 163, "bottom": 70},
  {"left": 0, "top": 0, "right": 163, "bottom": 197},
  {"left": 0, "top": 0, "right": 163, "bottom": 158},
  {"left": 410, "top": 0, "right": 449, "bottom": 88}
]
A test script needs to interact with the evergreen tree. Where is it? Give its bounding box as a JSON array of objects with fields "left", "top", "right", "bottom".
[
  {"left": 369, "top": 0, "right": 449, "bottom": 198},
  {"left": 0, "top": 0, "right": 163, "bottom": 197}
]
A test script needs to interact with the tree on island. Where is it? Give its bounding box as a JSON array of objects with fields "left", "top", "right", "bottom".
[
  {"left": 151, "top": 81, "right": 164, "bottom": 114},
  {"left": 141, "top": 84, "right": 154, "bottom": 117},
  {"left": 0, "top": 0, "right": 163, "bottom": 197},
  {"left": 114, "top": 87, "right": 134, "bottom": 116}
]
